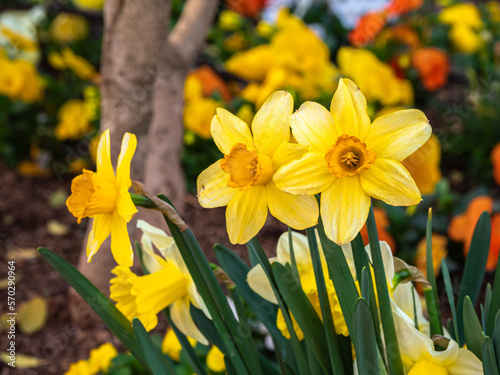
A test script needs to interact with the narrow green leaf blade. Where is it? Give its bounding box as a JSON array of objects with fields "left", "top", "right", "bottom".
[
  {"left": 353, "top": 298, "right": 380, "bottom": 375},
  {"left": 441, "top": 260, "right": 459, "bottom": 341},
  {"left": 482, "top": 337, "right": 499, "bottom": 375},
  {"left": 488, "top": 251, "right": 500, "bottom": 336},
  {"left": 464, "top": 296, "right": 484, "bottom": 360}
]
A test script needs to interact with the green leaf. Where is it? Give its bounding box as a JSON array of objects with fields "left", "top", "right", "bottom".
[
  {"left": 130, "top": 193, "right": 156, "bottom": 208},
  {"left": 271, "top": 263, "right": 331, "bottom": 373},
  {"left": 366, "top": 205, "right": 404, "bottom": 375},
  {"left": 38, "top": 248, "right": 145, "bottom": 365},
  {"left": 482, "top": 337, "right": 499, "bottom": 375},
  {"left": 132, "top": 319, "right": 177, "bottom": 375},
  {"left": 458, "top": 211, "right": 491, "bottom": 344},
  {"left": 351, "top": 233, "right": 370, "bottom": 283},
  {"left": 488, "top": 252, "right": 500, "bottom": 336},
  {"left": 441, "top": 260, "right": 459, "bottom": 341},
  {"left": 353, "top": 298, "right": 380, "bottom": 375},
  {"left": 492, "top": 311, "right": 500, "bottom": 367},
  {"left": 463, "top": 296, "right": 484, "bottom": 360}
]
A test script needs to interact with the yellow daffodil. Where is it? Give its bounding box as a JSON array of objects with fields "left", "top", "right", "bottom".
[
  {"left": 247, "top": 230, "right": 349, "bottom": 337},
  {"left": 50, "top": 13, "right": 89, "bottom": 44},
  {"left": 64, "top": 343, "right": 118, "bottom": 375},
  {"left": 110, "top": 220, "right": 210, "bottom": 344},
  {"left": 439, "top": 3, "right": 483, "bottom": 29},
  {"left": 393, "top": 307, "right": 482, "bottom": 374},
  {"left": 48, "top": 48, "right": 97, "bottom": 81},
  {"left": 449, "top": 24, "right": 483, "bottom": 54},
  {"left": 54, "top": 100, "right": 92, "bottom": 141},
  {"left": 273, "top": 78, "right": 431, "bottom": 245},
  {"left": 66, "top": 129, "right": 137, "bottom": 266},
  {"left": 206, "top": 346, "right": 226, "bottom": 373},
  {"left": 197, "top": 91, "right": 319, "bottom": 244},
  {"left": 0, "top": 55, "right": 44, "bottom": 102},
  {"left": 161, "top": 328, "right": 196, "bottom": 362}
]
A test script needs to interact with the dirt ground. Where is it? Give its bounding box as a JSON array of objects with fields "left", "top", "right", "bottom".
[{"left": 0, "top": 162, "right": 287, "bottom": 374}]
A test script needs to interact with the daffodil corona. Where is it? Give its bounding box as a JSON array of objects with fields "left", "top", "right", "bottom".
[
  {"left": 197, "top": 91, "right": 319, "bottom": 244},
  {"left": 66, "top": 129, "right": 138, "bottom": 266},
  {"left": 273, "top": 78, "right": 431, "bottom": 244}
]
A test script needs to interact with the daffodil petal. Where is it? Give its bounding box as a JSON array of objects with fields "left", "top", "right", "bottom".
[
  {"left": 116, "top": 132, "right": 137, "bottom": 188},
  {"left": 366, "top": 109, "right": 431, "bottom": 161},
  {"left": 188, "top": 280, "right": 211, "bottom": 319},
  {"left": 266, "top": 182, "right": 318, "bottom": 229},
  {"left": 137, "top": 219, "right": 175, "bottom": 252},
  {"left": 247, "top": 264, "right": 278, "bottom": 304},
  {"left": 321, "top": 177, "right": 370, "bottom": 245},
  {"left": 116, "top": 188, "right": 138, "bottom": 222},
  {"left": 272, "top": 142, "right": 310, "bottom": 171},
  {"left": 360, "top": 159, "right": 421, "bottom": 206},
  {"left": 96, "top": 129, "right": 115, "bottom": 181},
  {"left": 447, "top": 348, "right": 483, "bottom": 374},
  {"left": 290, "top": 101, "right": 337, "bottom": 153},
  {"left": 197, "top": 159, "right": 237, "bottom": 208},
  {"left": 170, "top": 298, "right": 208, "bottom": 345},
  {"left": 252, "top": 91, "right": 293, "bottom": 158},
  {"left": 273, "top": 152, "right": 336, "bottom": 195},
  {"left": 226, "top": 186, "right": 268, "bottom": 244},
  {"left": 393, "top": 305, "right": 431, "bottom": 363},
  {"left": 330, "top": 78, "right": 371, "bottom": 141},
  {"left": 87, "top": 213, "right": 112, "bottom": 262},
  {"left": 211, "top": 108, "right": 254, "bottom": 154},
  {"left": 164, "top": 242, "right": 189, "bottom": 275},
  {"left": 110, "top": 212, "right": 133, "bottom": 267},
  {"left": 276, "top": 231, "right": 311, "bottom": 269},
  {"left": 365, "top": 241, "right": 395, "bottom": 284}
]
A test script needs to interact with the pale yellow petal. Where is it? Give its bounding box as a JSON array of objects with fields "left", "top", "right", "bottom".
[
  {"left": 116, "top": 132, "right": 137, "bottom": 188},
  {"left": 136, "top": 219, "right": 175, "bottom": 252},
  {"left": 365, "top": 109, "right": 431, "bottom": 161},
  {"left": 252, "top": 91, "right": 293, "bottom": 158},
  {"left": 170, "top": 298, "right": 208, "bottom": 345},
  {"left": 276, "top": 231, "right": 311, "bottom": 269},
  {"left": 272, "top": 142, "right": 309, "bottom": 171},
  {"left": 360, "top": 159, "right": 421, "bottom": 206},
  {"left": 96, "top": 129, "right": 115, "bottom": 181},
  {"left": 266, "top": 182, "right": 318, "bottom": 229},
  {"left": 247, "top": 264, "right": 278, "bottom": 304},
  {"left": 320, "top": 177, "right": 370, "bottom": 245},
  {"left": 86, "top": 213, "right": 112, "bottom": 262},
  {"left": 448, "top": 348, "right": 483, "bottom": 375},
  {"left": 211, "top": 108, "right": 254, "bottom": 154},
  {"left": 197, "top": 160, "right": 237, "bottom": 208},
  {"left": 226, "top": 186, "right": 268, "bottom": 244},
  {"left": 290, "top": 101, "right": 337, "bottom": 153},
  {"left": 110, "top": 211, "right": 133, "bottom": 267},
  {"left": 273, "top": 152, "right": 336, "bottom": 195},
  {"left": 116, "top": 188, "right": 138, "bottom": 222},
  {"left": 330, "top": 78, "right": 371, "bottom": 141}
]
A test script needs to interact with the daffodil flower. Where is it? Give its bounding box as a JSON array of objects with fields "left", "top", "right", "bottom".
[
  {"left": 197, "top": 91, "right": 319, "bottom": 244},
  {"left": 109, "top": 220, "right": 209, "bottom": 345},
  {"left": 273, "top": 78, "right": 431, "bottom": 244},
  {"left": 393, "top": 306, "right": 482, "bottom": 374},
  {"left": 66, "top": 129, "right": 137, "bottom": 266}
]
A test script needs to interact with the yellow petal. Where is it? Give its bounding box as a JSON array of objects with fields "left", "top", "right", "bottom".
[
  {"left": 273, "top": 152, "right": 336, "bottom": 195},
  {"left": 96, "top": 129, "right": 115, "bottom": 181},
  {"left": 272, "top": 142, "right": 309, "bottom": 171},
  {"left": 266, "top": 182, "right": 318, "bottom": 229},
  {"left": 360, "top": 159, "right": 421, "bottom": 206},
  {"left": 365, "top": 109, "right": 431, "bottom": 161},
  {"left": 110, "top": 212, "right": 133, "bottom": 266},
  {"left": 252, "top": 91, "right": 293, "bottom": 158},
  {"left": 197, "top": 159, "right": 237, "bottom": 208},
  {"left": 170, "top": 298, "right": 208, "bottom": 345},
  {"left": 320, "top": 177, "right": 370, "bottom": 245},
  {"left": 137, "top": 219, "right": 175, "bottom": 252},
  {"left": 206, "top": 346, "right": 226, "bottom": 373},
  {"left": 116, "top": 132, "right": 137, "bottom": 189},
  {"left": 116, "top": 188, "right": 138, "bottom": 222},
  {"left": 448, "top": 348, "right": 483, "bottom": 374},
  {"left": 211, "top": 108, "right": 254, "bottom": 154},
  {"left": 276, "top": 231, "right": 313, "bottom": 269},
  {"left": 86, "top": 213, "right": 112, "bottom": 262},
  {"left": 330, "top": 78, "right": 371, "bottom": 141},
  {"left": 247, "top": 264, "right": 278, "bottom": 304},
  {"left": 226, "top": 186, "right": 268, "bottom": 244},
  {"left": 290, "top": 101, "right": 337, "bottom": 153}
]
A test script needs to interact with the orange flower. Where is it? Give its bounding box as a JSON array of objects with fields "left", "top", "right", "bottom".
[
  {"left": 414, "top": 234, "right": 448, "bottom": 278},
  {"left": 225, "top": 0, "right": 266, "bottom": 18},
  {"left": 448, "top": 196, "right": 500, "bottom": 271},
  {"left": 387, "top": 0, "right": 423, "bottom": 15},
  {"left": 360, "top": 207, "right": 396, "bottom": 252},
  {"left": 491, "top": 142, "right": 500, "bottom": 186},
  {"left": 188, "top": 66, "right": 231, "bottom": 102},
  {"left": 376, "top": 25, "right": 421, "bottom": 51},
  {"left": 349, "top": 11, "right": 387, "bottom": 47},
  {"left": 412, "top": 47, "right": 450, "bottom": 91}
]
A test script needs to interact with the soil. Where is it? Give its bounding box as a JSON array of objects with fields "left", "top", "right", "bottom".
[{"left": 0, "top": 162, "right": 286, "bottom": 375}]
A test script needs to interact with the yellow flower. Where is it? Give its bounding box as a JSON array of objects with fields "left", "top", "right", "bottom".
[
  {"left": 206, "top": 346, "right": 226, "bottom": 373},
  {"left": 110, "top": 220, "right": 210, "bottom": 344},
  {"left": 72, "top": 0, "right": 104, "bottom": 11},
  {"left": 161, "top": 328, "right": 197, "bottom": 362},
  {"left": 83, "top": 85, "right": 100, "bottom": 122},
  {"left": 235, "top": 104, "right": 254, "bottom": 126},
  {"left": 50, "top": 13, "right": 89, "bottom": 43},
  {"left": 273, "top": 78, "right": 430, "bottom": 245},
  {"left": 218, "top": 10, "right": 243, "bottom": 31},
  {"left": 223, "top": 32, "right": 248, "bottom": 51},
  {"left": 197, "top": 91, "right": 319, "bottom": 244},
  {"left": 0, "top": 56, "right": 44, "bottom": 102},
  {"left": 48, "top": 48, "right": 97, "bottom": 81},
  {"left": 184, "top": 97, "right": 220, "bottom": 139},
  {"left": 225, "top": 45, "right": 275, "bottom": 82},
  {"left": 393, "top": 307, "right": 482, "bottom": 374},
  {"left": 64, "top": 343, "right": 118, "bottom": 375},
  {"left": 414, "top": 234, "right": 447, "bottom": 278},
  {"left": 66, "top": 130, "right": 137, "bottom": 266},
  {"left": 54, "top": 100, "right": 92, "bottom": 141},
  {"left": 338, "top": 47, "right": 414, "bottom": 106},
  {"left": 439, "top": 3, "right": 483, "bottom": 29},
  {"left": 449, "top": 24, "right": 482, "bottom": 54}
]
